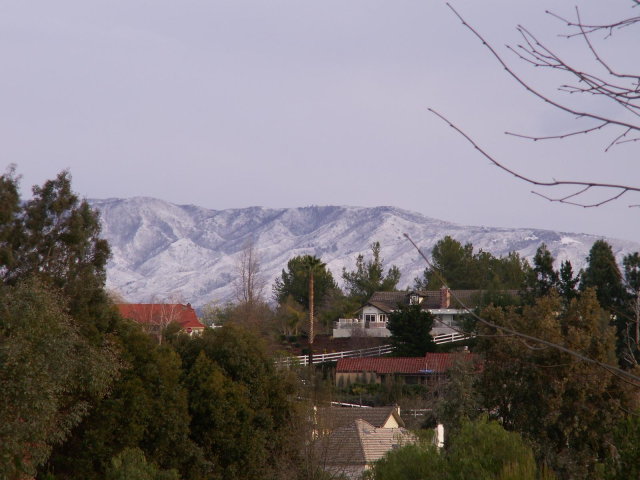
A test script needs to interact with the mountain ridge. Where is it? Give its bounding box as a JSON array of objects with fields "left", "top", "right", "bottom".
[{"left": 90, "top": 197, "right": 640, "bottom": 307}]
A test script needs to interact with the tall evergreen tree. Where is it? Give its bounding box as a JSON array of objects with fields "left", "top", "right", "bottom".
[
  {"left": 622, "top": 252, "right": 640, "bottom": 365},
  {"left": 523, "top": 243, "right": 559, "bottom": 302},
  {"left": 342, "top": 241, "right": 401, "bottom": 304},
  {"left": 387, "top": 304, "right": 436, "bottom": 357},
  {"left": 580, "top": 240, "right": 626, "bottom": 312},
  {"left": 477, "top": 291, "right": 633, "bottom": 478},
  {"left": 414, "top": 236, "right": 474, "bottom": 289},
  {"left": 558, "top": 260, "right": 579, "bottom": 304},
  {"left": 580, "top": 240, "right": 628, "bottom": 363}
]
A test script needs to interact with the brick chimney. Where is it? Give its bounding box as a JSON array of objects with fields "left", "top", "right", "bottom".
[{"left": 440, "top": 287, "right": 450, "bottom": 308}]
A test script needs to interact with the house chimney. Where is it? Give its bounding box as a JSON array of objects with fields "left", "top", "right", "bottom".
[{"left": 440, "top": 287, "right": 450, "bottom": 309}]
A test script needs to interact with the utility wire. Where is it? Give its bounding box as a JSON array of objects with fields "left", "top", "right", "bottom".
[{"left": 403, "top": 233, "right": 640, "bottom": 386}]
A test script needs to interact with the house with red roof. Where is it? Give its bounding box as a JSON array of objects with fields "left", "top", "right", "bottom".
[
  {"left": 117, "top": 303, "right": 205, "bottom": 338},
  {"left": 335, "top": 352, "right": 480, "bottom": 386}
]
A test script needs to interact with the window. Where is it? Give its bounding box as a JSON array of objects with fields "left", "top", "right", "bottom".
[{"left": 365, "top": 314, "right": 376, "bottom": 322}]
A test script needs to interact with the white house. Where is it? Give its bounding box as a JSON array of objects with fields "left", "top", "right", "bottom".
[{"left": 333, "top": 288, "right": 514, "bottom": 339}]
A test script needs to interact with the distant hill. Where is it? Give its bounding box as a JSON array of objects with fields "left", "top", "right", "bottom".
[{"left": 90, "top": 197, "right": 640, "bottom": 307}]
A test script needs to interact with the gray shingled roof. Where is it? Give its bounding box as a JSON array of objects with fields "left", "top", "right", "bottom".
[{"left": 365, "top": 289, "right": 519, "bottom": 312}]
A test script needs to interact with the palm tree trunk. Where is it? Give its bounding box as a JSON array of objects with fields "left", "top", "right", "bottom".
[{"left": 308, "top": 271, "right": 314, "bottom": 367}]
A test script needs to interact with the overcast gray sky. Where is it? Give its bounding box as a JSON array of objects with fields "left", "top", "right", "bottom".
[{"left": 3, "top": 1, "right": 638, "bottom": 241}]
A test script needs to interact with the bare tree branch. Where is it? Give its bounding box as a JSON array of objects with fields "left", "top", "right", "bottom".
[
  {"left": 446, "top": 3, "right": 640, "bottom": 140},
  {"left": 429, "top": 108, "right": 640, "bottom": 208},
  {"left": 439, "top": 2, "right": 640, "bottom": 207}
]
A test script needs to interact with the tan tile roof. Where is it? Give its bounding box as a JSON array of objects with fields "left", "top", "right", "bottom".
[
  {"left": 316, "top": 419, "right": 415, "bottom": 467},
  {"left": 316, "top": 406, "right": 405, "bottom": 430}
]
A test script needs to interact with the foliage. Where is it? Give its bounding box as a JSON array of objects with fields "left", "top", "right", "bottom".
[
  {"left": 172, "top": 325, "right": 301, "bottom": 480},
  {"left": 367, "top": 418, "right": 549, "bottom": 480},
  {"left": 106, "top": 448, "right": 179, "bottom": 480},
  {"left": 477, "top": 291, "right": 634, "bottom": 478},
  {"left": 524, "top": 244, "right": 559, "bottom": 301},
  {"left": 1, "top": 170, "right": 113, "bottom": 337},
  {"left": 446, "top": 418, "right": 540, "bottom": 480},
  {"left": 622, "top": 252, "right": 640, "bottom": 365},
  {"left": 387, "top": 304, "right": 436, "bottom": 356},
  {"left": 435, "top": 354, "right": 483, "bottom": 441},
  {"left": 44, "top": 319, "right": 198, "bottom": 480},
  {"left": 557, "top": 260, "right": 579, "bottom": 304},
  {"left": 580, "top": 240, "right": 626, "bottom": 312},
  {"left": 0, "top": 280, "right": 118, "bottom": 480},
  {"left": 604, "top": 414, "right": 640, "bottom": 480},
  {"left": 342, "top": 241, "right": 401, "bottom": 304},
  {"left": 580, "top": 240, "right": 628, "bottom": 363},
  {"left": 185, "top": 352, "right": 259, "bottom": 479},
  {"left": 364, "top": 436, "right": 445, "bottom": 480},
  {"left": 273, "top": 255, "right": 338, "bottom": 310},
  {"left": 414, "top": 236, "right": 529, "bottom": 292}
]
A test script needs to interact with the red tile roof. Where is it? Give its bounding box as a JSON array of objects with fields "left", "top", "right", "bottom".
[
  {"left": 336, "top": 352, "right": 479, "bottom": 374},
  {"left": 117, "top": 303, "right": 205, "bottom": 331}
]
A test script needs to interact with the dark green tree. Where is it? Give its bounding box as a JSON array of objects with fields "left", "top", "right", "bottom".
[
  {"left": 273, "top": 254, "right": 338, "bottom": 310},
  {"left": 580, "top": 240, "right": 626, "bottom": 312},
  {"left": 446, "top": 417, "right": 542, "bottom": 480},
  {"left": 414, "top": 237, "right": 529, "bottom": 293},
  {"left": 414, "top": 236, "right": 474, "bottom": 290},
  {"left": 0, "top": 280, "right": 118, "bottom": 480},
  {"left": 45, "top": 319, "right": 200, "bottom": 480},
  {"left": 605, "top": 414, "right": 640, "bottom": 480},
  {"left": 185, "top": 352, "right": 260, "bottom": 480},
  {"left": 622, "top": 252, "right": 640, "bottom": 365},
  {"left": 0, "top": 165, "right": 22, "bottom": 271},
  {"left": 477, "top": 291, "right": 633, "bottom": 478},
  {"left": 172, "top": 325, "right": 301, "bottom": 480},
  {"left": 0, "top": 170, "right": 113, "bottom": 337},
  {"left": 435, "top": 355, "right": 483, "bottom": 442},
  {"left": 580, "top": 240, "right": 628, "bottom": 363},
  {"left": 366, "top": 418, "right": 551, "bottom": 480},
  {"left": 523, "top": 244, "right": 559, "bottom": 302},
  {"left": 106, "top": 448, "right": 179, "bottom": 480},
  {"left": 558, "top": 260, "right": 579, "bottom": 304},
  {"left": 342, "top": 241, "right": 401, "bottom": 304},
  {"left": 387, "top": 304, "right": 436, "bottom": 357},
  {"left": 365, "top": 436, "right": 445, "bottom": 480}
]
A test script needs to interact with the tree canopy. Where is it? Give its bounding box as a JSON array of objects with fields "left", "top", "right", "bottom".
[
  {"left": 387, "top": 304, "right": 436, "bottom": 357},
  {"left": 272, "top": 254, "right": 338, "bottom": 309},
  {"left": 414, "top": 236, "right": 529, "bottom": 292},
  {"left": 342, "top": 241, "right": 401, "bottom": 304}
]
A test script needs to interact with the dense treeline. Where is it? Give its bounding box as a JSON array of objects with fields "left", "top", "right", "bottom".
[
  {"left": 0, "top": 170, "right": 306, "bottom": 480},
  {"left": 3, "top": 168, "right": 640, "bottom": 480}
]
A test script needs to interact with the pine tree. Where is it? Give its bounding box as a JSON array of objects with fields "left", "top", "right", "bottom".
[{"left": 342, "top": 241, "right": 401, "bottom": 304}]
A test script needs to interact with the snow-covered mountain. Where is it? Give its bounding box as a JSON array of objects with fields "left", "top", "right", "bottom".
[{"left": 91, "top": 197, "right": 640, "bottom": 307}]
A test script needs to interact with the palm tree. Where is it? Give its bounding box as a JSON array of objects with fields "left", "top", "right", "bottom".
[{"left": 300, "top": 255, "right": 325, "bottom": 366}]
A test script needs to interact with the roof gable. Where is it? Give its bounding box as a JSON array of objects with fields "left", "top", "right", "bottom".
[{"left": 316, "top": 419, "right": 415, "bottom": 466}]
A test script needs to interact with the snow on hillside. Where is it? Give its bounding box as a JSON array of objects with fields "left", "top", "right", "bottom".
[{"left": 90, "top": 198, "right": 640, "bottom": 307}]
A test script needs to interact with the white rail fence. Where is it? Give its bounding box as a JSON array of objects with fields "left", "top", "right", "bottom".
[{"left": 277, "top": 332, "right": 472, "bottom": 366}]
